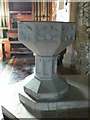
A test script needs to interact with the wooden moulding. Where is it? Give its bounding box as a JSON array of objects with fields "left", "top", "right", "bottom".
[
  {"left": 38, "top": 1, "right": 40, "bottom": 21},
  {"left": 16, "top": 15, "right": 34, "bottom": 21},
  {"left": 4, "top": 38, "right": 11, "bottom": 59},
  {"left": 41, "top": 2, "right": 43, "bottom": 21},
  {"left": 7, "top": 29, "right": 18, "bottom": 39},
  {"left": 0, "top": 43, "right": 3, "bottom": 60},
  {"left": 0, "top": 40, "right": 20, "bottom": 44},
  {"left": 0, "top": 27, "right": 8, "bottom": 30},
  {"left": 5, "top": 51, "right": 32, "bottom": 55}
]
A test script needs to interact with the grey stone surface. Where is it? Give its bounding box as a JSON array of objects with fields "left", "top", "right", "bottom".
[
  {"left": 18, "top": 22, "right": 76, "bottom": 102},
  {"left": 74, "top": 3, "right": 89, "bottom": 74},
  {"left": 18, "top": 22, "right": 75, "bottom": 56},
  {"left": 63, "top": 44, "right": 75, "bottom": 68},
  {"left": 24, "top": 76, "right": 68, "bottom": 102},
  {"left": 19, "top": 83, "right": 88, "bottom": 112}
]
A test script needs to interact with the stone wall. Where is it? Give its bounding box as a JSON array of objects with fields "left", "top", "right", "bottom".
[{"left": 74, "top": 2, "right": 90, "bottom": 74}]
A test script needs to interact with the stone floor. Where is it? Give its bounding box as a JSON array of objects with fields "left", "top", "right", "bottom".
[{"left": 0, "top": 55, "right": 81, "bottom": 119}]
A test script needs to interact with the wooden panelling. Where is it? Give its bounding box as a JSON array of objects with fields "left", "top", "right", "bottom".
[
  {"left": 70, "top": 2, "right": 77, "bottom": 22},
  {"left": 50, "top": 2, "right": 52, "bottom": 21},
  {"left": 4, "top": 42, "right": 11, "bottom": 58},
  {"left": 34, "top": 2, "right": 52, "bottom": 21},
  {"left": 0, "top": 42, "right": 3, "bottom": 60},
  {"left": 41, "top": 2, "right": 43, "bottom": 21},
  {"left": 16, "top": 15, "right": 33, "bottom": 21},
  {"left": 0, "top": 1, "right": 52, "bottom": 59}
]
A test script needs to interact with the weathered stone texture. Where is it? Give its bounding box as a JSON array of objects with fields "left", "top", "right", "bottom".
[{"left": 75, "top": 2, "right": 90, "bottom": 74}]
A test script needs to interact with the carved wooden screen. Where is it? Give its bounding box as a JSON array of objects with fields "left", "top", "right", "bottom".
[
  {"left": 0, "top": 0, "right": 8, "bottom": 27},
  {"left": 34, "top": 2, "right": 52, "bottom": 21}
]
